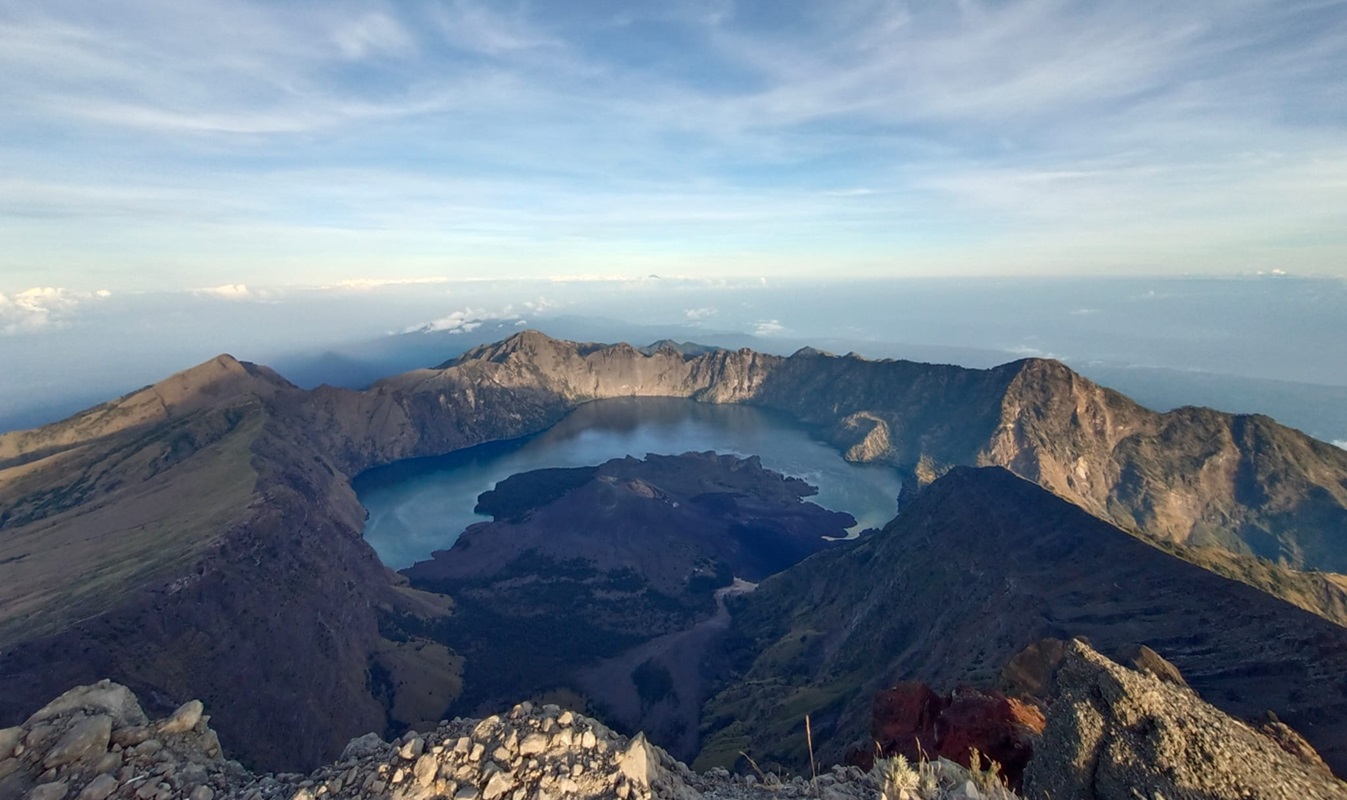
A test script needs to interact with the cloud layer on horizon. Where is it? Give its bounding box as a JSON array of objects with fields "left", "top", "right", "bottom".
[
  {"left": 0, "top": 287, "right": 110, "bottom": 334},
  {"left": 2, "top": 0, "right": 1346, "bottom": 290}
]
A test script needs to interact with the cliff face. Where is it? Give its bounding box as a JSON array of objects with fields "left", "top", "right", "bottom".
[
  {"left": 984, "top": 359, "right": 1347, "bottom": 568},
  {"left": 697, "top": 467, "right": 1347, "bottom": 777},
  {"left": 290, "top": 333, "right": 783, "bottom": 474},
  {"left": 3, "top": 332, "right": 1347, "bottom": 774}
]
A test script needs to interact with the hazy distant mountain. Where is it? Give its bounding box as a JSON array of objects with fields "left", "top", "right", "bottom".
[{"left": 3, "top": 330, "right": 1347, "bottom": 774}]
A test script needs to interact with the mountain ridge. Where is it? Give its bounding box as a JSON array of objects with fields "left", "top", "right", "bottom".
[
  {"left": 3, "top": 331, "right": 1347, "bottom": 772},
  {"left": 696, "top": 465, "right": 1347, "bottom": 775}
]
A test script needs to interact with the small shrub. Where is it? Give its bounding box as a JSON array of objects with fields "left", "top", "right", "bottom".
[{"left": 875, "top": 753, "right": 919, "bottom": 798}]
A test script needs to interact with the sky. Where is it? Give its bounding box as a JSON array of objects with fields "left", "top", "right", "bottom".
[{"left": 2, "top": 0, "right": 1346, "bottom": 303}]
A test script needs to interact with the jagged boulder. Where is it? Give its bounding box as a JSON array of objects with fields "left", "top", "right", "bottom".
[
  {"left": 1023, "top": 639, "right": 1347, "bottom": 800},
  {"left": 0, "top": 679, "right": 243, "bottom": 800}
]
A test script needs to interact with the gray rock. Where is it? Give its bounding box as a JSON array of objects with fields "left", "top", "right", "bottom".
[
  {"left": 483, "top": 771, "right": 515, "bottom": 800},
  {"left": 27, "top": 682, "right": 147, "bottom": 730},
  {"left": 413, "top": 754, "right": 438, "bottom": 787},
  {"left": 157, "top": 701, "right": 204, "bottom": 736},
  {"left": 340, "top": 733, "right": 386, "bottom": 761},
  {"left": 189, "top": 787, "right": 214, "bottom": 800},
  {"left": 43, "top": 716, "right": 112, "bottom": 769},
  {"left": 0, "top": 727, "right": 21, "bottom": 759},
  {"left": 131, "top": 739, "right": 162, "bottom": 758},
  {"left": 617, "top": 733, "right": 657, "bottom": 790},
  {"left": 91, "top": 751, "right": 121, "bottom": 776},
  {"left": 27, "top": 781, "right": 69, "bottom": 800},
  {"left": 75, "top": 774, "right": 119, "bottom": 800},
  {"left": 0, "top": 755, "right": 23, "bottom": 781},
  {"left": 26, "top": 724, "right": 56, "bottom": 750},
  {"left": 111, "top": 727, "right": 150, "bottom": 749},
  {"left": 1024, "top": 639, "right": 1347, "bottom": 800},
  {"left": 519, "top": 734, "right": 548, "bottom": 757},
  {"left": 399, "top": 737, "right": 425, "bottom": 761}
]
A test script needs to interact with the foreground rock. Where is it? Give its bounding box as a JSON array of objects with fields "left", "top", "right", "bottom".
[
  {"left": 1024, "top": 639, "right": 1347, "bottom": 799},
  {"left": 2, "top": 680, "right": 1011, "bottom": 800},
  {"left": 0, "top": 679, "right": 242, "bottom": 800}
]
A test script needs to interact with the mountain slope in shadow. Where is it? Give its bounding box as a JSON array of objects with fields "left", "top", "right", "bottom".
[{"left": 699, "top": 466, "right": 1347, "bottom": 776}]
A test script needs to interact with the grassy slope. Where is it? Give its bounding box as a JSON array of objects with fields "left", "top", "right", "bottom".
[{"left": 0, "top": 405, "right": 262, "bottom": 647}]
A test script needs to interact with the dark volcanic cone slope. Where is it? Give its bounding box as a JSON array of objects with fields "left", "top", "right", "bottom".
[
  {"left": 402, "top": 452, "right": 854, "bottom": 718},
  {"left": 698, "top": 466, "right": 1347, "bottom": 776}
]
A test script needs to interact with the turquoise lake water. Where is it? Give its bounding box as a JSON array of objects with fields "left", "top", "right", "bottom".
[{"left": 354, "top": 397, "right": 904, "bottom": 569}]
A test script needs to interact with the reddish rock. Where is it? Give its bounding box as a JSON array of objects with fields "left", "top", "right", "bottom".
[
  {"left": 935, "top": 691, "right": 1045, "bottom": 788},
  {"left": 857, "top": 683, "right": 1045, "bottom": 790},
  {"left": 869, "top": 682, "right": 947, "bottom": 766}
]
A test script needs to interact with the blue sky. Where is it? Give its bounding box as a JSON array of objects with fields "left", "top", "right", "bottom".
[{"left": 2, "top": 0, "right": 1346, "bottom": 302}]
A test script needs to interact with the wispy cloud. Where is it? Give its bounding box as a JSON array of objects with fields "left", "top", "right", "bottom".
[
  {"left": 196, "top": 284, "right": 249, "bottom": 299},
  {"left": 193, "top": 284, "right": 276, "bottom": 301},
  {"left": 2, "top": 1, "right": 1345, "bottom": 287},
  {"left": 406, "top": 306, "right": 522, "bottom": 334},
  {"left": 333, "top": 12, "right": 415, "bottom": 60}
]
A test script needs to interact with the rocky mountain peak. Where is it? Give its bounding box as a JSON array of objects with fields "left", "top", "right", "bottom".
[
  {"left": 1024, "top": 639, "right": 1347, "bottom": 799},
  {"left": 148, "top": 354, "right": 293, "bottom": 409},
  {"left": 443, "top": 330, "right": 572, "bottom": 368},
  {"left": 0, "top": 354, "right": 290, "bottom": 469}
]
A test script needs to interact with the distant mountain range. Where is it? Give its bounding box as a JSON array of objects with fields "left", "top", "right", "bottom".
[{"left": 2, "top": 331, "right": 1347, "bottom": 778}]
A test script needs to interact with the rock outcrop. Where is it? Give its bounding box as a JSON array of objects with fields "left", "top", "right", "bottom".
[
  {"left": 0, "top": 679, "right": 240, "bottom": 800},
  {"left": 0, "top": 681, "right": 1004, "bottom": 800},
  {"left": 1024, "top": 640, "right": 1347, "bottom": 799}
]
